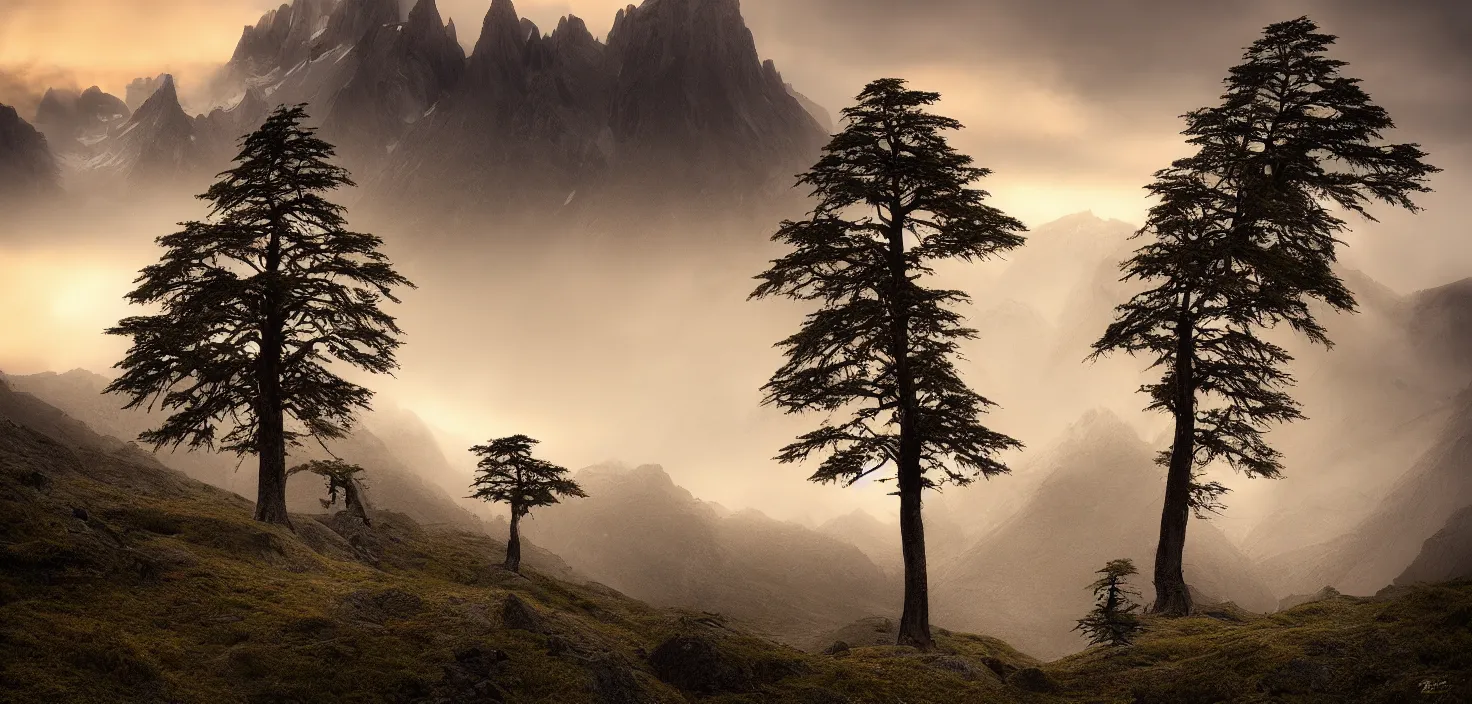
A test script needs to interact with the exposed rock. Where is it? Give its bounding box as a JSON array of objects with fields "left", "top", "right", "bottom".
[
  {"left": 501, "top": 593, "right": 543, "bottom": 632},
  {"left": 432, "top": 646, "right": 508, "bottom": 703},
  {"left": 1005, "top": 666, "right": 1060, "bottom": 693},
  {"left": 927, "top": 655, "right": 990, "bottom": 681},
  {"left": 647, "top": 634, "right": 752, "bottom": 693},
  {"left": 981, "top": 655, "right": 1019, "bottom": 680},
  {"left": 822, "top": 641, "right": 850, "bottom": 656}
]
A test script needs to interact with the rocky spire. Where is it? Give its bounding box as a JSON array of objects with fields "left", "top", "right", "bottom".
[
  {"left": 465, "top": 0, "right": 528, "bottom": 93},
  {"left": 317, "top": 0, "right": 399, "bottom": 53}
]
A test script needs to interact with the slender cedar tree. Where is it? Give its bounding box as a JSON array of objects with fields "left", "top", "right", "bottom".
[
  {"left": 469, "top": 435, "right": 587, "bottom": 573},
  {"left": 751, "top": 78, "right": 1026, "bottom": 650},
  {"left": 105, "top": 105, "right": 414, "bottom": 529},
  {"left": 289, "top": 459, "right": 372, "bottom": 526},
  {"left": 1089, "top": 17, "right": 1438, "bottom": 616},
  {"left": 1074, "top": 559, "right": 1144, "bottom": 647}
]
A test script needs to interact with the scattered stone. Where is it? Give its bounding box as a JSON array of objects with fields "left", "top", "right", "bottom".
[
  {"left": 433, "top": 646, "right": 508, "bottom": 703},
  {"left": 648, "top": 634, "right": 753, "bottom": 693},
  {"left": 928, "top": 655, "right": 987, "bottom": 681},
  {"left": 981, "top": 656, "right": 1019, "bottom": 680},
  {"left": 1006, "top": 666, "right": 1060, "bottom": 693},
  {"left": 822, "top": 640, "right": 851, "bottom": 656},
  {"left": 501, "top": 593, "right": 543, "bottom": 633},
  {"left": 584, "top": 653, "right": 647, "bottom": 704}
]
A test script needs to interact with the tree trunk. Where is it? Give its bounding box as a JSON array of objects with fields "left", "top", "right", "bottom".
[
  {"left": 1153, "top": 299, "right": 1195, "bottom": 616},
  {"left": 253, "top": 215, "right": 291, "bottom": 528},
  {"left": 253, "top": 392, "right": 291, "bottom": 527},
  {"left": 886, "top": 185, "right": 933, "bottom": 651},
  {"left": 896, "top": 455, "right": 933, "bottom": 650},
  {"left": 505, "top": 509, "right": 522, "bottom": 573}
]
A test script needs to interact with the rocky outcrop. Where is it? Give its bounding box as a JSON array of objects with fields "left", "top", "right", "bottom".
[{"left": 0, "top": 103, "right": 61, "bottom": 201}]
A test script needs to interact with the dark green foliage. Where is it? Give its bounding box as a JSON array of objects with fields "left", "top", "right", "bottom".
[
  {"left": 469, "top": 435, "right": 586, "bottom": 572},
  {"left": 751, "top": 77, "right": 1025, "bottom": 650},
  {"left": 1075, "top": 559, "right": 1143, "bottom": 647},
  {"left": 288, "top": 459, "right": 370, "bottom": 525},
  {"left": 104, "top": 105, "right": 413, "bottom": 526},
  {"left": 1089, "top": 17, "right": 1437, "bottom": 615}
]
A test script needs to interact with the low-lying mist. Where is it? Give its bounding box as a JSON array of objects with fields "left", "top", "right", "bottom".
[{"left": 5, "top": 169, "right": 1472, "bottom": 656}]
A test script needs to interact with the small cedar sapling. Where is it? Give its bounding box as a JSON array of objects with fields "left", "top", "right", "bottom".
[
  {"left": 105, "top": 104, "right": 414, "bottom": 530},
  {"left": 751, "top": 77, "right": 1026, "bottom": 650},
  {"left": 1074, "top": 559, "right": 1144, "bottom": 647},
  {"left": 468, "top": 435, "right": 587, "bottom": 573},
  {"left": 289, "top": 459, "right": 372, "bottom": 526}
]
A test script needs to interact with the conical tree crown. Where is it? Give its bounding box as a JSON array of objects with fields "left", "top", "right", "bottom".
[
  {"left": 105, "top": 104, "right": 413, "bottom": 455},
  {"left": 751, "top": 78, "right": 1025, "bottom": 490},
  {"left": 1091, "top": 17, "right": 1437, "bottom": 509}
]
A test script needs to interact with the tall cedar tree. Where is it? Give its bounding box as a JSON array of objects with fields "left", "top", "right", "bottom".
[
  {"left": 1090, "top": 17, "right": 1437, "bottom": 616},
  {"left": 751, "top": 78, "right": 1026, "bottom": 650},
  {"left": 1074, "top": 559, "right": 1144, "bottom": 647},
  {"left": 289, "top": 459, "right": 372, "bottom": 526},
  {"left": 106, "top": 105, "right": 413, "bottom": 529},
  {"left": 469, "top": 435, "right": 587, "bottom": 573}
]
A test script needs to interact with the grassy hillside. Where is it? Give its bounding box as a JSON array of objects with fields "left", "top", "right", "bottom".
[{"left": 2, "top": 380, "right": 1470, "bottom": 702}]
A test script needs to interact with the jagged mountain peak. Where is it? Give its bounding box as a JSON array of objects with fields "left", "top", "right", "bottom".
[
  {"left": 471, "top": 0, "right": 527, "bottom": 68},
  {"left": 135, "top": 74, "right": 182, "bottom": 115}
]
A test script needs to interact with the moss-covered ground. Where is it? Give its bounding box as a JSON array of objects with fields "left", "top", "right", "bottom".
[{"left": 2, "top": 419, "right": 1470, "bottom": 703}]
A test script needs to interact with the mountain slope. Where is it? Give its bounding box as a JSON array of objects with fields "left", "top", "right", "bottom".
[
  {"left": 934, "top": 411, "right": 1278, "bottom": 659},
  {"left": 523, "top": 463, "right": 898, "bottom": 644},
  {"left": 3, "top": 373, "right": 1469, "bottom": 703},
  {"left": 0, "top": 104, "right": 60, "bottom": 201},
  {"left": 1258, "top": 278, "right": 1472, "bottom": 596},
  {"left": 1396, "top": 505, "right": 1472, "bottom": 586},
  {"left": 4, "top": 369, "right": 485, "bottom": 534}
]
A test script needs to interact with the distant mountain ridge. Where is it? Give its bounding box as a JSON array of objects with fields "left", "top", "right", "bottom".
[
  {"left": 36, "top": 0, "right": 826, "bottom": 229},
  {"left": 524, "top": 462, "right": 898, "bottom": 644}
]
